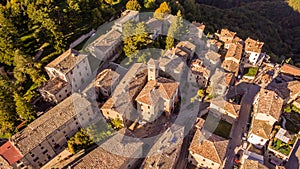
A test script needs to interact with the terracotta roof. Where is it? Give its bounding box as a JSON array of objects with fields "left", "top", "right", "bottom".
[
  {"left": 224, "top": 72, "right": 234, "bottom": 86},
  {"left": 116, "top": 10, "right": 139, "bottom": 25},
  {"left": 222, "top": 60, "right": 240, "bottom": 74},
  {"left": 135, "top": 77, "right": 179, "bottom": 106},
  {"left": 189, "top": 129, "right": 229, "bottom": 165},
  {"left": 101, "top": 63, "right": 147, "bottom": 117},
  {"left": 146, "top": 18, "right": 163, "bottom": 33},
  {"left": 211, "top": 97, "right": 240, "bottom": 117},
  {"left": 87, "top": 29, "right": 122, "bottom": 54},
  {"left": 224, "top": 43, "right": 243, "bottom": 61},
  {"left": 204, "top": 50, "right": 221, "bottom": 63},
  {"left": 0, "top": 141, "right": 23, "bottom": 165},
  {"left": 40, "top": 77, "right": 69, "bottom": 95},
  {"left": 95, "top": 69, "right": 120, "bottom": 91},
  {"left": 210, "top": 68, "right": 234, "bottom": 88},
  {"left": 251, "top": 119, "right": 273, "bottom": 139},
  {"left": 268, "top": 80, "right": 300, "bottom": 100},
  {"left": 46, "top": 49, "right": 86, "bottom": 74},
  {"left": 141, "top": 136, "right": 183, "bottom": 169},
  {"left": 175, "top": 41, "right": 195, "bottom": 55},
  {"left": 190, "top": 59, "right": 211, "bottom": 79},
  {"left": 243, "top": 159, "right": 268, "bottom": 169},
  {"left": 256, "top": 88, "right": 283, "bottom": 120},
  {"left": 72, "top": 146, "right": 130, "bottom": 169},
  {"left": 245, "top": 37, "right": 264, "bottom": 53},
  {"left": 281, "top": 63, "right": 300, "bottom": 76},
  {"left": 73, "top": 128, "right": 144, "bottom": 169},
  {"left": 219, "top": 29, "right": 236, "bottom": 44},
  {"left": 10, "top": 93, "right": 90, "bottom": 155}
]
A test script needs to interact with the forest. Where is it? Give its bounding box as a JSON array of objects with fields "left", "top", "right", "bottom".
[
  {"left": 0, "top": 0, "right": 300, "bottom": 137},
  {"left": 0, "top": 0, "right": 122, "bottom": 137}
]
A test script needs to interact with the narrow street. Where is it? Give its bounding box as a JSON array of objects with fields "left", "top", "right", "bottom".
[
  {"left": 175, "top": 102, "right": 210, "bottom": 169},
  {"left": 223, "top": 84, "right": 260, "bottom": 169}
]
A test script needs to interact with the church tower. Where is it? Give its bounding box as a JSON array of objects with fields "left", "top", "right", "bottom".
[{"left": 147, "top": 58, "right": 158, "bottom": 81}]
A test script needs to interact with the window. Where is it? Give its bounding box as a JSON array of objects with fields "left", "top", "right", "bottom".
[
  {"left": 65, "top": 90, "right": 68, "bottom": 93},
  {"left": 203, "top": 159, "right": 205, "bottom": 161},
  {"left": 31, "top": 154, "right": 35, "bottom": 157},
  {"left": 212, "top": 163, "right": 214, "bottom": 165},
  {"left": 41, "top": 146, "right": 44, "bottom": 150},
  {"left": 85, "top": 66, "right": 87, "bottom": 70},
  {"left": 59, "top": 95, "right": 61, "bottom": 98},
  {"left": 79, "top": 72, "right": 82, "bottom": 76},
  {"left": 42, "top": 149, "right": 48, "bottom": 154},
  {"left": 70, "top": 71, "right": 73, "bottom": 75},
  {"left": 33, "top": 157, "right": 39, "bottom": 162}
]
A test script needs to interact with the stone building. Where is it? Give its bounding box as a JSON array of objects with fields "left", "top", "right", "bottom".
[
  {"left": 43, "top": 49, "right": 92, "bottom": 100},
  {"left": 210, "top": 97, "right": 240, "bottom": 124},
  {"left": 135, "top": 59, "right": 179, "bottom": 123},
  {"left": 188, "top": 127, "right": 229, "bottom": 169},
  {"left": 100, "top": 63, "right": 147, "bottom": 125},
  {"left": 221, "top": 42, "right": 243, "bottom": 76},
  {"left": 188, "top": 59, "right": 211, "bottom": 88},
  {"left": 86, "top": 29, "right": 122, "bottom": 61},
  {"left": 0, "top": 93, "right": 97, "bottom": 168},
  {"left": 244, "top": 37, "right": 264, "bottom": 65},
  {"left": 218, "top": 29, "right": 236, "bottom": 49}
]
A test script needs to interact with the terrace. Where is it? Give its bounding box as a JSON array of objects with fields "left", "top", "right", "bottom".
[
  {"left": 243, "top": 67, "right": 258, "bottom": 77},
  {"left": 269, "top": 127, "right": 298, "bottom": 156}
]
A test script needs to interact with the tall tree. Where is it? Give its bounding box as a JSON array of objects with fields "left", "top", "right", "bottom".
[
  {"left": 154, "top": 1, "right": 171, "bottom": 20},
  {"left": 0, "top": 76, "right": 17, "bottom": 137},
  {"left": 165, "top": 10, "right": 183, "bottom": 49},
  {"left": 126, "top": 0, "right": 141, "bottom": 11},
  {"left": 123, "top": 21, "right": 150, "bottom": 62},
  {"left": 14, "top": 93, "right": 36, "bottom": 122}
]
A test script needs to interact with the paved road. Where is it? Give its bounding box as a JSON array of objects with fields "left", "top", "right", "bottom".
[
  {"left": 285, "top": 139, "right": 300, "bottom": 169},
  {"left": 223, "top": 84, "right": 260, "bottom": 169}
]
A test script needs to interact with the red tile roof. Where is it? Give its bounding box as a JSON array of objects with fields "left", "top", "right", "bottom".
[
  {"left": 0, "top": 141, "right": 23, "bottom": 165},
  {"left": 281, "top": 63, "right": 300, "bottom": 76}
]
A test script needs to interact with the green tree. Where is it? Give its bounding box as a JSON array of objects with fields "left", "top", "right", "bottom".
[
  {"left": 197, "top": 89, "right": 205, "bottom": 98},
  {"left": 144, "top": 0, "right": 156, "bottom": 9},
  {"left": 126, "top": 0, "right": 141, "bottom": 11},
  {"left": 165, "top": 10, "right": 183, "bottom": 49},
  {"left": 111, "top": 118, "right": 123, "bottom": 129},
  {"left": 14, "top": 93, "right": 36, "bottom": 122},
  {"left": 0, "top": 76, "right": 17, "bottom": 137},
  {"left": 123, "top": 21, "right": 150, "bottom": 62},
  {"left": 67, "top": 129, "right": 93, "bottom": 154},
  {"left": 154, "top": 1, "right": 171, "bottom": 20}
]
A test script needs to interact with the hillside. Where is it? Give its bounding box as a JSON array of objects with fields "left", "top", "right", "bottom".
[{"left": 187, "top": 0, "right": 300, "bottom": 65}]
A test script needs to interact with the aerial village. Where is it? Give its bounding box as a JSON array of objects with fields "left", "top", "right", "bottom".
[{"left": 0, "top": 10, "right": 300, "bottom": 169}]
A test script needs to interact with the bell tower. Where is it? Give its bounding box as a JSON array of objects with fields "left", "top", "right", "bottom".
[{"left": 148, "top": 58, "right": 158, "bottom": 81}]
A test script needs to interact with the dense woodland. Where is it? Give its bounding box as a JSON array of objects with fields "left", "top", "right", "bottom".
[
  {"left": 0, "top": 0, "right": 300, "bottom": 137},
  {"left": 0, "top": 0, "right": 121, "bottom": 137}
]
